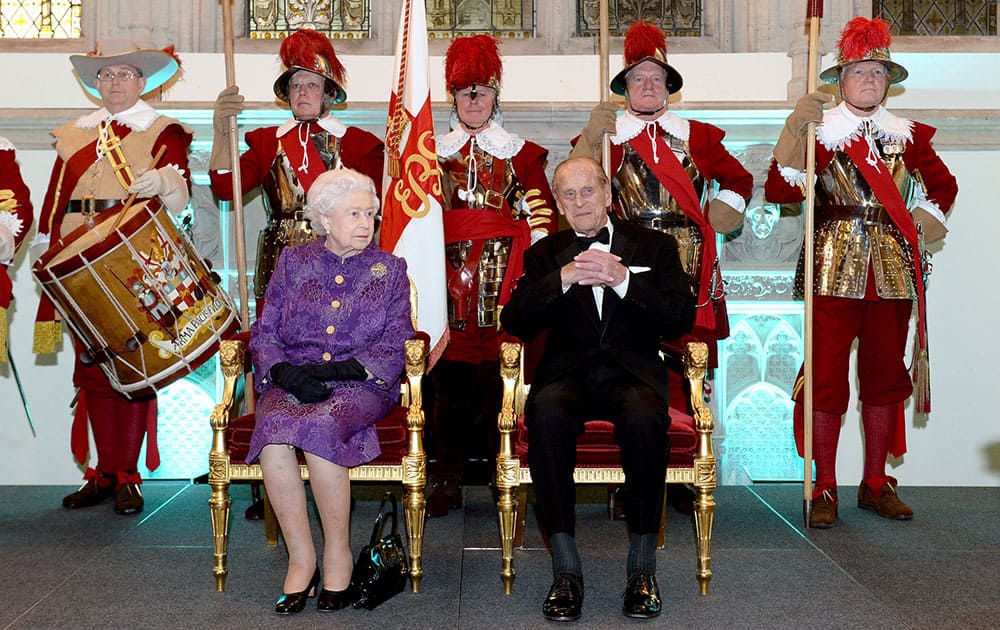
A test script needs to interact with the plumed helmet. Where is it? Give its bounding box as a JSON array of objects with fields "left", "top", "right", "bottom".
[
  {"left": 610, "top": 20, "right": 683, "bottom": 96},
  {"left": 70, "top": 38, "right": 182, "bottom": 99},
  {"left": 820, "top": 16, "right": 908, "bottom": 84},
  {"left": 445, "top": 34, "right": 503, "bottom": 93},
  {"left": 273, "top": 29, "right": 347, "bottom": 105}
]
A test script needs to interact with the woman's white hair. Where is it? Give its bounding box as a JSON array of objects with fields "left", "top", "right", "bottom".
[{"left": 304, "top": 168, "right": 380, "bottom": 235}]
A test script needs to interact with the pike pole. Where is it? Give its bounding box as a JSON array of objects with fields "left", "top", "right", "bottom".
[
  {"left": 599, "top": 0, "right": 611, "bottom": 179},
  {"left": 802, "top": 0, "right": 824, "bottom": 528}
]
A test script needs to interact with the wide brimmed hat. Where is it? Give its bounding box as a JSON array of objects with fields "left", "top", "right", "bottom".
[
  {"left": 820, "top": 17, "right": 908, "bottom": 84},
  {"left": 273, "top": 29, "right": 347, "bottom": 105},
  {"left": 611, "top": 20, "right": 683, "bottom": 96},
  {"left": 71, "top": 38, "right": 181, "bottom": 98},
  {"left": 445, "top": 35, "right": 503, "bottom": 93}
]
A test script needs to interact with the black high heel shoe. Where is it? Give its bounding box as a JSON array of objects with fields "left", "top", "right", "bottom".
[
  {"left": 274, "top": 567, "right": 320, "bottom": 615},
  {"left": 317, "top": 583, "right": 360, "bottom": 611}
]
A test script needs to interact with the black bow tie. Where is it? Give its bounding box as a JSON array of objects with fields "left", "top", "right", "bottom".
[{"left": 577, "top": 227, "right": 610, "bottom": 248}]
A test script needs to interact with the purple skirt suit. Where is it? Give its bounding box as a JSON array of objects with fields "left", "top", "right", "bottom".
[{"left": 248, "top": 239, "right": 413, "bottom": 466}]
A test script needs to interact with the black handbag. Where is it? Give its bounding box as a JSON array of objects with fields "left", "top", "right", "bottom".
[{"left": 350, "top": 491, "right": 409, "bottom": 610}]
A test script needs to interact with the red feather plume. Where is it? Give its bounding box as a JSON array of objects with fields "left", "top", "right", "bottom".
[
  {"left": 623, "top": 20, "right": 667, "bottom": 66},
  {"left": 445, "top": 34, "right": 502, "bottom": 90},
  {"left": 837, "top": 16, "right": 893, "bottom": 62},
  {"left": 279, "top": 29, "right": 345, "bottom": 84},
  {"left": 161, "top": 44, "right": 182, "bottom": 69}
]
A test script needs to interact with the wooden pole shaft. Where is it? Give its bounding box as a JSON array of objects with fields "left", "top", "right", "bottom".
[
  {"left": 599, "top": 0, "right": 611, "bottom": 178},
  {"left": 219, "top": 0, "right": 251, "bottom": 336},
  {"left": 802, "top": 14, "right": 821, "bottom": 519}
]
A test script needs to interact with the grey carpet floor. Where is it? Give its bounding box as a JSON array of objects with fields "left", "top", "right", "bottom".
[{"left": 0, "top": 483, "right": 996, "bottom": 629}]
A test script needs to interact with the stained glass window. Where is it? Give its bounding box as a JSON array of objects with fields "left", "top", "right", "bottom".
[
  {"left": 0, "top": 0, "right": 81, "bottom": 38},
  {"left": 248, "top": 0, "right": 371, "bottom": 39},
  {"left": 874, "top": 0, "right": 997, "bottom": 36},
  {"left": 425, "top": 0, "right": 534, "bottom": 38},
  {"left": 576, "top": 0, "right": 701, "bottom": 37}
]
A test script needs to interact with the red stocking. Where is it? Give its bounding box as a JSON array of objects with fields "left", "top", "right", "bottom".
[
  {"left": 84, "top": 389, "right": 122, "bottom": 473},
  {"left": 116, "top": 396, "right": 154, "bottom": 474},
  {"left": 812, "top": 409, "right": 842, "bottom": 497},
  {"left": 861, "top": 402, "right": 901, "bottom": 496}
]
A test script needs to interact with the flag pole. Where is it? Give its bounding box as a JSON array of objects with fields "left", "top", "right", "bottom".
[
  {"left": 219, "top": 1, "right": 251, "bottom": 336},
  {"left": 599, "top": 0, "right": 611, "bottom": 178},
  {"left": 802, "top": 0, "right": 823, "bottom": 527}
]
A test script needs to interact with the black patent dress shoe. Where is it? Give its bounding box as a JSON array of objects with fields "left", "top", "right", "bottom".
[
  {"left": 275, "top": 568, "right": 320, "bottom": 615},
  {"left": 317, "top": 583, "right": 359, "bottom": 611},
  {"left": 622, "top": 571, "right": 662, "bottom": 618},
  {"left": 542, "top": 573, "right": 584, "bottom": 622}
]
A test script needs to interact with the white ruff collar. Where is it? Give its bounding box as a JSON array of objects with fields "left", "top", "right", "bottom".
[
  {"left": 76, "top": 100, "right": 159, "bottom": 131},
  {"left": 817, "top": 102, "right": 912, "bottom": 151},
  {"left": 611, "top": 110, "right": 689, "bottom": 145},
  {"left": 0, "top": 136, "right": 14, "bottom": 151},
  {"left": 276, "top": 114, "right": 347, "bottom": 139},
  {"left": 436, "top": 121, "right": 524, "bottom": 159}
]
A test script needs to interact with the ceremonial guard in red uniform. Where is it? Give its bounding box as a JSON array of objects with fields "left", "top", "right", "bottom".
[
  {"left": 32, "top": 39, "right": 193, "bottom": 514},
  {"left": 209, "top": 29, "right": 384, "bottom": 309},
  {"left": 428, "top": 35, "right": 558, "bottom": 516},
  {"left": 573, "top": 21, "right": 753, "bottom": 362},
  {"left": 0, "top": 137, "right": 33, "bottom": 360},
  {"left": 764, "top": 17, "right": 958, "bottom": 527}
]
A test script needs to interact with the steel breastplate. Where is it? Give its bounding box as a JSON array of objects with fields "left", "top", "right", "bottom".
[
  {"left": 801, "top": 145, "right": 918, "bottom": 300},
  {"left": 253, "top": 131, "right": 342, "bottom": 298},
  {"left": 613, "top": 142, "right": 706, "bottom": 285}
]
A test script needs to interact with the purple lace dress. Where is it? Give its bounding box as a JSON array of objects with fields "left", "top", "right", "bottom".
[{"left": 247, "top": 239, "right": 413, "bottom": 466}]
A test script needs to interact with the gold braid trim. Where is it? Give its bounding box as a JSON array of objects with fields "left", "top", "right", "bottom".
[
  {"left": 47, "top": 161, "right": 68, "bottom": 236},
  {"left": 32, "top": 320, "right": 63, "bottom": 354},
  {"left": 0, "top": 306, "right": 7, "bottom": 361}
]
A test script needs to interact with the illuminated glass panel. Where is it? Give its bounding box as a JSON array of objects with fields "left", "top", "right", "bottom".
[
  {"left": 248, "top": 0, "right": 371, "bottom": 39},
  {"left": 425, "top": 0, "right": 534, "bottom": 38},
  {"left": 577, "top": 0, "right": 701, "bottom": 37},
  {"left": 874, "top": 0, "right": 998, "bottom": 35},
  {"left": 0, "top": 0, "right": 81, "bottom": 38}
]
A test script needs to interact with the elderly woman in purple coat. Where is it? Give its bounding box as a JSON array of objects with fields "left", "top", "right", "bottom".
[{"left": 248, "top": 168, "right": 413, "bottom": 614}]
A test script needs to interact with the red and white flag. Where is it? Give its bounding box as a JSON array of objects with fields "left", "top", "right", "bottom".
[{"left": 380, "top": 0, "right": 448, "bottom": 367}]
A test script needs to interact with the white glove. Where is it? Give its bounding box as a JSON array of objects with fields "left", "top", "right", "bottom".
[
  {"left": 0, "top": 223, "right": 13, "bottom": 262},
  {"left": 129, "top": 169, "right": 166, "bottom": 198}
]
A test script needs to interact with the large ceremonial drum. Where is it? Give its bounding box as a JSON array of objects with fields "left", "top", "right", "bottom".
[{"left": 33, "top": 199, "right": 240, "bottom": 397}]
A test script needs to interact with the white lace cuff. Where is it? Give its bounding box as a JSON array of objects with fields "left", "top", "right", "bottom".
[{"left": 777, "top": 164, "right": 807, "bottom": 187}]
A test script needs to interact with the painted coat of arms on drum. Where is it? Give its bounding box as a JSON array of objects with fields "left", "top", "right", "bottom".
[{"left": 33, "top": 199, "right": 240, "bottom": 397}]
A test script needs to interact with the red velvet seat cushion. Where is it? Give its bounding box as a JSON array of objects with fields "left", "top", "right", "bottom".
[
  {"left": 227, "top": 405, "right": 410, "bottom": 466},
  {"left": 512, "top": 408, "right": 698, "bottom": 470}
]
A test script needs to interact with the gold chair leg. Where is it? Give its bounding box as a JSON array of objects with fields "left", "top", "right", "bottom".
[
  {"left": 208, "top": 468, "right": 231, "bottom": 591},
  {"left": 658, "top": 484, "right": 668, "bottom": 549},
  {"left": 402, "top": 473, "right": 426, "bottom": 592},
  {"left": 496, "top": 467, "right": 517, "bottom": 595},
  {"left": 694, "top": 479, "right": 716, "bottom": 595}
]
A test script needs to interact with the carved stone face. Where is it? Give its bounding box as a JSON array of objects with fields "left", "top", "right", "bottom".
[{"left": 747, "top": 203, "right": 780, "bottom": 239}]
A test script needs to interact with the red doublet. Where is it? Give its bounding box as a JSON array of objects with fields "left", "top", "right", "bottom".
[{"left": 208, "top": 124, "right": 384, "bottom": 203}]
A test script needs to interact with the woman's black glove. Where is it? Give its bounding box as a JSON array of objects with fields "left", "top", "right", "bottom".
[
  {"left": 304, "top": 358, "right": 367, "bottom": 382},
  {"left": 269, "top": 362, "right": 332, "bottom": 404}
]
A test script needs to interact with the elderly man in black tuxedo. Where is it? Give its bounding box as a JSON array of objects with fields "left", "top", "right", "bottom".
[{"left": 500, "top": 157, "right": 695, "bottom": 621}]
